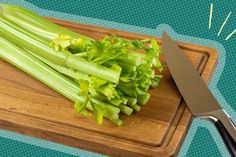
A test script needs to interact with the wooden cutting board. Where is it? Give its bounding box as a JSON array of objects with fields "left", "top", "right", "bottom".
[{"left": 0, "top": 18, "right": 218, "bottom": 157}]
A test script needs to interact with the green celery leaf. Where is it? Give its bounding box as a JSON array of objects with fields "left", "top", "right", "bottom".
[
  {"left": 50, "top": 33, "right": 71, "bottom": 51},
  {"left": 75, "top": 79, "right": 89, "bottom": 113},
  {"left": 90, "top": 100, "right": 104, "bottom": 125},
  {"left": 69, "top": 38, "right": 87, "bottom": 53}
]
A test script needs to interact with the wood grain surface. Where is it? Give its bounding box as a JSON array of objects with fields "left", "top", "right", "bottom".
[{"left": 0, "top": 17, "right": 218, "bottom": 157}]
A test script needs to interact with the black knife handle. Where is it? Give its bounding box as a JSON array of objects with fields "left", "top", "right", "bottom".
[{"left": 215, "top": 120, "right": 236, "bottom": 157}]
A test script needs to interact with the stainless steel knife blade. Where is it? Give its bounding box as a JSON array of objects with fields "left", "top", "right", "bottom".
[
  {"left": 162, "top": 33, "right": 220, "bottom": 115},
  {"left": 161, "top": 32, "right": 236, "bottom": 156}
]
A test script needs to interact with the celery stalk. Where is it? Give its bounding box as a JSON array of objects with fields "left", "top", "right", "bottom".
[
  {"left": 0, "top": 4, "right": 164, "bottom": 126},
  {"left": 125, "top": 96, "right": 137, "bottom": 106},
  {"left": 0, "top": 18, "right": 120, "bottom": 83},
  {"left": 27, "top": 50, "right": 90, "bottom": 81},
  {"left": 111, "top": 119, "right": 123, "bottom": 126},
  {"left": 0, "top": 36, "right": 121, "bottom": 124},
  {"left": 0, "top": 4, "right": 92, "bottom": 43},
  {"left": 128, "top": 104, "right": 141, "bottom": 112},
  {"left": 137, "top": 93, "right": 150, "bottom": 105},
  {"left": 0, "top": 36, "right": 82, "bottom": 102},
  {"left": 119, "top": 105, "right": 133, "bottom": 115}
]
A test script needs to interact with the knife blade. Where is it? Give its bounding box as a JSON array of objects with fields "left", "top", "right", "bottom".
[{"left": 161, "top": 32, "right": 236, "bottom": 156}]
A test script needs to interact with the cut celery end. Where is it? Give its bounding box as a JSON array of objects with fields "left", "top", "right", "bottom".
[
  {"left": 128, "top": 104, "right": 141, "bottom": 112},
  {"left": 125, "top": 96, "right": 137, "bottom": 106},
  {"left": 137, "top": 93, "right": 150, "bottom": 105},
  {"left": 111, "top": 118, "right": 123, "bottom": 126},
  {"left": 119, "top": 105, "right": 133, "bottom": 116}
]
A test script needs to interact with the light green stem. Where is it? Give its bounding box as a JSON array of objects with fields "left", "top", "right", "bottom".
[
  {"left": 0, "top": 36, "right": 82, "bottom": 102},
  {"left": 0, "top": 36, "right": 121, "bottom": 125},
  {"left": 27, "top": 50, "right": 90, "bottom": 81},
  {"left": 119, "top": 105, "right": 133, "bottom": 115},
  {"left": 0, "top": 17, "right": 120, "bottom": 83},
  {"left": 0, "top": 4, "right": 92, "bottom": 43}
]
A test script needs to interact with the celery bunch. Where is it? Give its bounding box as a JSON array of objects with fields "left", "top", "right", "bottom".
[{"left": 0, "top": 4, "right": 162, "bottom": 125}]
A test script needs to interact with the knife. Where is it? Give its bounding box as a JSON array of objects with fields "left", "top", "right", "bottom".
[{"left": 161, "top": 32, "right": 236, "bottom": 156}]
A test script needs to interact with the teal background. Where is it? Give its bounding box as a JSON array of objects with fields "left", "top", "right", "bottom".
[
  {"left": 0, "top": 137, "right": 75, "bottom": 157},
  {"left": 0, "top": 0, "right": 236, "bottom": 156}
]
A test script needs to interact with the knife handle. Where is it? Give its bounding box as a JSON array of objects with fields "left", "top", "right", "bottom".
[
  {"left": 200, "top": 110, "right": 236, "bottom": 157},
  {"left": 215, "top": 120, "right": 236, "bottom": 157}
]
